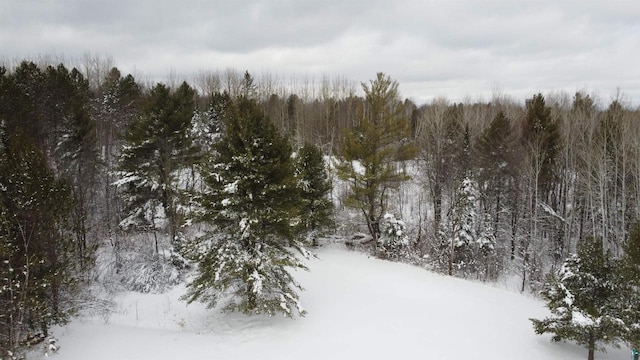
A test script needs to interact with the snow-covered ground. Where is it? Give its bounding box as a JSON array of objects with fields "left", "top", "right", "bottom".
[{"left": 49, "top": 246, "right": 629, "bottom": 360}]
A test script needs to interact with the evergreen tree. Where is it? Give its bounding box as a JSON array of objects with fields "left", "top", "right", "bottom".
[
  {"left": 442, "top": 177, "right": 479, "bottom": 276},
  {"left": 294, "top": 143, "right": 334, "bottom": 247},
  {"left": 55, "top": 67, "right": 99, "bottom": 272},
  {"left": 379, "top": 213, "right": 409, "bottom": 260},
  {"left": 0, "top": 131, "right": 74, "bottom": 357},
  {"left": 523, "top": 93, "right": 561, "bottom": 202},
  {"left": 619, "top": 221, "right": 640, "bottom": 349},
  {"left": 337, "top": 72, "right": 416, "bottom": 249},
  {"left": 115, "top": 82, "right": 198, "bottom": 246},
  {"left": 475, "top": 111, "right": 519, "bottom": 258},
  {"left": 182, "top": 97, "right": 308, "bottom": 318},
  {"left": 241, "top": 70, "right": 257, "bottom": 99},
  {"left": 192, "top": 92, "right": 230, "bottom": 154},
  {"left": 531, "top": 236, "right": 625, "bottom": 360},
  {"left": 0, "top": 62, "right": 46, "bottom": 150}
]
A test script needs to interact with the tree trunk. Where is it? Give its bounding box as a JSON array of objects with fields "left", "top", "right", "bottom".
[
  {"left": 434, "top": 182, "right": 442, "bottom": 231},
  {"left": 587, "top": 332, "right": 595, "bottom": 360}
]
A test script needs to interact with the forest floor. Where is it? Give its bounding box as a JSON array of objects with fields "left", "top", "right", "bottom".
[{"left": 44, "top": 245, "right": 630, "bottom": 360}]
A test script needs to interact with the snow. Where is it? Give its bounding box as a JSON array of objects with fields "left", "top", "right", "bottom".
[
  {"left": 48, "top": 246, "right": 629, "bottom": 360},
  {"left": 223, "top": 180, "right": 239, "bottom": 194}
]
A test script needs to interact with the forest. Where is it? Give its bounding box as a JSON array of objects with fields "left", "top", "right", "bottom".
[{"left": 1, "top": 56, "right": 639, "bottom": 358}]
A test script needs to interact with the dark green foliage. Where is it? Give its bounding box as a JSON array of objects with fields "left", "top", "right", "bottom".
[
  {"left": 475, "top": 111, "right": 519, "bottom": 259},
  {"left": 116, "top": 82, "right": 199, "bottom": 244},
  {"left": 54, "top": 68, "right": 100, "bottom": 273},
  {"left": 475, "top": 111, "right": 517, "bottom": 191},
  {"left": 619, "top": 222, "right": 640, "bottom": 349},
  {"left": 531, "top": 236, "right": 625, "bottom": 360},
  {"left": 0, "top": 62, "right": 46, "bottom": 149},
  {"left": 182, "top": 97, "right": 308, "bottom": 318},
  {"left": 295, "top": 143, "right": 334, "bottom": 246},
  {"left": 241, "top": 70, "right": 257, "bottom": 99},
  {"left": 337, "top": 73, "right": 417, "bottom": 246},
  {"left": 523, "top": 93, "right": 561, "bottom": 200},
  {"left": 192, "top": 91, "right": 231, "bottom": 153},
  {"left": 0, "top": 132, "right": 74, "bottom": 356}
]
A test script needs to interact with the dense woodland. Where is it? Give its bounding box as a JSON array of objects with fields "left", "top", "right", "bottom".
[{"left": 1, "top": 56, "right": 639, "bottom": 358}]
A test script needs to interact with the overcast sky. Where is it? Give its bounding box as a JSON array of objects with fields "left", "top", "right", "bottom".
[{"left": 1, "top": 0, "right": 639, "bottom": 105}]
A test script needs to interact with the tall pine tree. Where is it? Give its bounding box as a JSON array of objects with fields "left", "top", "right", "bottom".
[
  {"left": 182, "top": 97, "right": 308, "bottom": 318},
  {"left": 0, "top": 131, "right": 74, "bottom": 357},
  {"left": 337, "top": 72, "right": 416, "bottom": 249},
  {"left": 115, "top": 82, "right": 198, "bottom": 246}
]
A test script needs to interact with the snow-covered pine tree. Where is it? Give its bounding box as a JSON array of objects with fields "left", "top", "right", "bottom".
[
  {"left": 0, "top": 131, "right": 75, "bottom": 357},
  {"left": 182, "top": 96, "right": 308, "bottom": 318},
  {"left": 531, "top": 236, "right": 625, "bottom": 360},
  {"left": 191, "top": 92, "right": 230, "bottom": 155},
  {"left": 115, "top": 82, "right": 199, "bottom": 247},
  {"left": 619, "top": 221, "right": 640, "bottom": 350},
  {"left": 379, "top": 213, "right": 409, "bottom": 260},
  {"left": 444, "top": 177, "right": 479, "bottom": 276},
  {"left": 294, "top": 143, "right": 334, "bottom": 247}
]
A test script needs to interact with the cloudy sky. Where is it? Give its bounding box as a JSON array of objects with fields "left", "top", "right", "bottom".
[{"left": 1, "top": 0, "right": 639, "bottom": 105}]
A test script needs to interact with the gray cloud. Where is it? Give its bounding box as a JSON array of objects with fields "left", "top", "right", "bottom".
[{"left": 1, "top": 0, "right": 639, "bottom": 105}]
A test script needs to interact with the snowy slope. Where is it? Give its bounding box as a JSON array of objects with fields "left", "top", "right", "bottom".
[{"left": 49, "top": 246, "right": 629, "bottom": 360}]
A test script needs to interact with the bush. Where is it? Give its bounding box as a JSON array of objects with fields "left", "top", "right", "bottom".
[{"left": 119, "top": 252, "right": 182, "bottom": 293}]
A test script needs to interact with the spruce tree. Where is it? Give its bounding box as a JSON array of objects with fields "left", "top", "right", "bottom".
[
  {"left": 531, "top": 236, "right": 625, "bottom": 360},
  {"left": 294, "top": 143, "right": 334, "bottom": 247},
  {"left": 182, "top": 97, "right": 308, "bottom": 318},
  {"left": 337, "top": 72, "right": 416, "bottom": 249}
]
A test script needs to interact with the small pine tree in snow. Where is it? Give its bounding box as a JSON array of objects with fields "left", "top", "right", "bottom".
[
  {"left": 531, "top": 236, "right": 625, "bottom": 360},
  {"left": 444, "top": 177, "right": 479, "bottom": 276},
  {"left": 379, "top": 213, "right": 409, "bottom": 260},
  {"left": 182, "top": 96, "right": 308, "bottom": 318},
  {"left": 619, "top": 221, "right": 640, "bottom": 350},
  {"left": 294, "top": 143, "right": 334, "bottom": 247}
]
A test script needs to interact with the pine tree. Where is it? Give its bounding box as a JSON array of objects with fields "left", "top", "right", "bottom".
[
  {"left": 619, "top": 221, "right": 640, "bottom": 350},
  {"left": 443, "top": 177, "right": 479, "bottom": 276},
  {"left": 523, "top": 93, "right": 561, "bottom": 202},
  {"left": 379, "top": 213, "right": 409, "bottom": 260},
  {"left": 241, "top": 70, "right": 257, "bottom": 99},
  {"left": 475, "top": 111, "right": 518, "bottom": 258},
  {"left": 0, "top": 131, "right": 74, "bottom": 357},
  {"left": 337, "top": 72, "right": 416, "bottom": 249},
  {"left": 531, "top": 236, "right": 625, "bottom": 360},
  {"left": 294, "top": 143, "right": 334, "bottom": 247},
  {"left": 55, "top": 67, "right": 99, "bottom": 273},
  {"left": 115, "top": 82, "right": 199, "bottom": 246},
  {"left": 182, "top": 97, "right": 308, "bottom": 318}
]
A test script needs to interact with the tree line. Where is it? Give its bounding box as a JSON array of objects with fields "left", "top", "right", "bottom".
[{"left": 1, "top": 58, "right": 639, "bottom": 358}]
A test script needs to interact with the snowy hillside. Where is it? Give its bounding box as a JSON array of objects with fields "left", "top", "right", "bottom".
[{"left": 49, "top": 246, "right": 629, "bottom": 360}]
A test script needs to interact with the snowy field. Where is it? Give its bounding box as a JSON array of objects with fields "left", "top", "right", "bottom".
[{"left": 48, "top": 246, "right": 629, "bottom": 360}]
